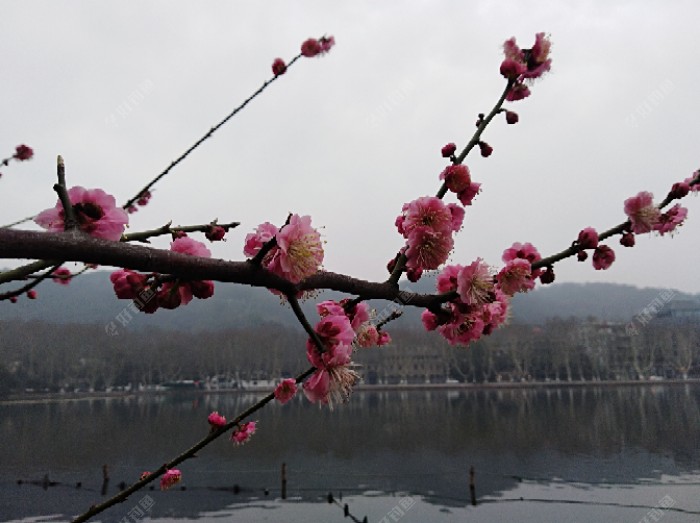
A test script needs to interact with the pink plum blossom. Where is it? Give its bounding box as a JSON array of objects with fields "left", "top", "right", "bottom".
[
  {"left": 624, "top": 191, "right": 661, "bottom": 233},
  {"left": 506, "top": 83, "right": 531, "bottom": 102},
  {"left": 377, "top": 331, "right": 391, "bottom": 346},
  {"left": 306, "top": 314, "right": 355, "bottom": 364},
  {"left": 160, "top": 469, "right": 182, "bottom": 491},
  {"left": 171, "top": 236, "right": 211, "bottom": 258},
  {"left": 274, "top": 378, "right": 298, "bottom": 404},
  {"left": 405, "top": 227, "right": 453, "bottom": 270},
  {"left": 303, "top": 365, "right": 358, "bottom": 407},
  {"left": 303, "top": 368, "right": 330, "bottom": 403},
  {"left": 301, "top": 38, "right": 322, "bottom": 57},
  {"left": 447, "top": 204, "right": 464, "bottom": 232},
  {"left": 356, "top": 324, "right": 380, "bottom": 348},
  {"left": 440, "top": 164, "right": 471, "bottom": 193},
  {"left": 244, "top": 222, "right": 278, "bottom": 258},
  {"left": 344, "top": 300, "right": 370, "bottom": 332},
  {"left": 274, "top": 214, "right": 324, "bottom": 283},
  {"left": 35, "top": 186, "right": 129, "bottom": 241},
  {"left": 436, "top": 264, "right": 462, "bottom": 293},
  {"left": 500, "top": 58, "right": 527, "bottom": 79},
  {"left": 400, "top": 196, "right": 454, "bottom": 237},
  {"left": 316, "top": 300, "right": 346, "bottom": 318},
  {"left": 14, "top": 144, "right": 33, "bottom": 161},
  {"left": 457, "top": 258, "right": 494, "bottom": 305},
  {"left": 502, "top": 242, "right": 541, "bottom": 264},
  {"left": 421, "top": 310, "right": 439, "bottom": 331},
  {"left": 109, "top": 269, "right": 148, "bottom": 299},
  {"left": 208, "top": 411, "right": 226, "bottom": 428},
  {"left": 231, "top": 421, "right": 257, "bottom": 445},
  {"left": 496, "top": 258, "right": 535, "bottom": 295},
  {"left": 457, "top": 182, "right": 481, "bottom": 206},
  {"left": 654, "top": 204, "right": 688, "bottom": 235},
  {"left": 522, "top": 32, "right": 552, "bottom": 79},
  {"left": 52, "top": 267, "right": 72, "bottom": 285},
  {"left": 301, "top": 36, "right": 334, "bottom": 57},
  {"left": 577, "top": 227, "right": 599, "bottom": 250},
  {"left": 592, "top": 245, "right": 616, "bottom": 270},
  {"left": 438, "top": 310, "right": 485, "bottom": 346}
]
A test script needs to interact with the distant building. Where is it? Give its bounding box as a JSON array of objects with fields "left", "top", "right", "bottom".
[{"left": 656, "top": 299, "right": 700, "bottom": 322}]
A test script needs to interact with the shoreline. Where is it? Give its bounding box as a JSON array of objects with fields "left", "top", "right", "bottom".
[{"left": 2, "top": 378, "right": 699, "bottom": 405}]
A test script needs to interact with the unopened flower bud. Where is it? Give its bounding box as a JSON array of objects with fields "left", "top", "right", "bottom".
[
  {"left": 205, "top": 225, "right": 226, "bottom": 242},
  {"left": 478, "top": 141, "right": 493, "bottom": 158},
  {"left": 271, "top": 58, "right": 287, "bottom": 76},
  {"left": 668, "top": 181, "right": 690, "bottom": 200},
  {"left": 505, "top": 110, "right": 519, "bottom": 124},
  {"left": 441, "top": 143, "right": 456, "bottom": 158},
  {"left": 620, "top": 232, "right": 635, "bottom": 247},
  {"left": 539, "top": 266, "right": 555, "bottom": 284},
  {"left": 577, "top": 251, "right": 588, "bottom": 262}
]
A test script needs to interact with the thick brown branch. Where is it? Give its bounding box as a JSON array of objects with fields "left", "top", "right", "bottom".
[{"left": 0, "top": 229, "right": 453, "bottom": 307}]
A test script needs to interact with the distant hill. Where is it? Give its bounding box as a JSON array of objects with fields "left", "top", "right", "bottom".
[{"left": 1, "top": 270, "right": 696, "bottom": 331}]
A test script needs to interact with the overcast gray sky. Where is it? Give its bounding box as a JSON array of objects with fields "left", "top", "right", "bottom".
[{"left": 2, "top": 1, "right": 699, "bottom": 296}]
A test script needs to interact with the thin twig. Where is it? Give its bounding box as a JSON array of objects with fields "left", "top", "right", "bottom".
[{"left": 122, "top": 55, "right": 304, "bottom": 210}]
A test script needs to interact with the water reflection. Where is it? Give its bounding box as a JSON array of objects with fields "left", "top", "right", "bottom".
[{"left": 1, "top": 385, "right": 699, "bottom": 522}]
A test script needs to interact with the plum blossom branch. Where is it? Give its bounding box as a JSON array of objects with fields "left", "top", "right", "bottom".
[
  {"left": 0, "top": 228, "right": 458, "bottom": 307},
  {"left": 122, "top": 220, "right": 240, "bottom": 243},
  {"left": 71, "top": 364, "right": 316, "bottom": 523},
  {"left": 532, "top": 172, "right": 700, "bottom": 271},
  {"left": 121, "top": 34, "right": 332, "bottom": 212},
  {"left": 0, "top": 262, "right": 62, "bottom": 301},
  {"left": 388, "top": 80, "right": 515, "bottom": 286}
]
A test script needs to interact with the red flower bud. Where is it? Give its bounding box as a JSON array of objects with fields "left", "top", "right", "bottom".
[
  {"left": 205, "top": 225, "right": 226, "bottom": 242},
  {"left": 668, "top": 181, "right": 690, "bottom": 200},
  {"left": 441, "top": 143, "right": 456, "bottom": 158},
  {"left": 13, "top": 144, "right": 34, "bottom": 161},
  {"left": 505, "top": 111, "right": 519, "bottom": 124},
  {"left": 620, "top": 232, "right": 636, "bottom": 247},
  {"left": 539, "top": 266, "right": 555, "bottom": 284},
  {"left": 271, "top": 58, "right": 287, "bottom": 76},
  {"left": 478, "top": 141, "right": 493, "bottom": 158}
]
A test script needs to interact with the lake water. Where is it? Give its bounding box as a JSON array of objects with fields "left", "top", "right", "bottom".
[{"left": 2, "top": 384, "right": 700, "bottom": 522}]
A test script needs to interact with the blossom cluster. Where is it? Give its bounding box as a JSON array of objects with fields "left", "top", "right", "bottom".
[
  {"left": 421, "top": 243, "right": 541, "bottom": 346},
  {"left": 303, "top": 300, "right": 389, "bottom": 406},
  {"left": 500, "top": 32, "right": 552, "bottom": 101},
  {"left": 394, "top": 196, "right": 465, "bottom": 279},
  {"left": 109, "top": 236, "right": 215, "bottom": 313},
  {"left": 244, "top": 214, "right": 324, "bottom": 284},
  {"left": 624, "top": 189, "right": 689, "bottom": 239},
  {"left": 271, "top": 35, "right": 335, "bottom": 76}
]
